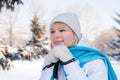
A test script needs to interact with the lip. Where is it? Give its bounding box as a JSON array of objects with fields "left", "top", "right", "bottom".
[{"left": 54, "top": 41, "right": 64, "bottom": 45}]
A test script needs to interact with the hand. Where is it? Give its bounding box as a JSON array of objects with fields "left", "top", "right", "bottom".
[
  {"left": 51, "top": 45, "right": 74, "bottom": 62},
  {"left": 43, "top": 51, "right": 58, "bottom": 66}
]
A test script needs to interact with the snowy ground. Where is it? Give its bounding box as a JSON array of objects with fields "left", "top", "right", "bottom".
[
  {"left": 0, "top": 58, "right": 44, "bottom": 80},
  {"left": 0, "top": 58, "right": 120, "bottom": 80}
]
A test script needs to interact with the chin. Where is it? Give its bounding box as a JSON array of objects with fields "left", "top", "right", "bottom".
[{"left": 53, "top": 44, "right": 65, "bottom": 47}]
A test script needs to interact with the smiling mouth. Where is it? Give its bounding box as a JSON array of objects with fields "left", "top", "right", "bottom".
[{"left": 54, "top": 41, "right": 63, "bottom": 45}]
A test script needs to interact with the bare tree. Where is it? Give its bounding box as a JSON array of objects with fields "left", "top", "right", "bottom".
[{"left": 0, "top": 4, "right": 21, "bottom": 46}]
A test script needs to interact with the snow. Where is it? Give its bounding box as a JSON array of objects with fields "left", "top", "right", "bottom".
[
  {"left": 0, "top": 58, "right": 120, "bottom": 80},
  {"left": 0, "top": 58, "right": 44, "bottom": 80}
]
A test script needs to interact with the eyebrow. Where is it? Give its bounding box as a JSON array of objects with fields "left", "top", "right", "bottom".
[{"left": 51, "top": 26, "right": 67, "bottom": 30}]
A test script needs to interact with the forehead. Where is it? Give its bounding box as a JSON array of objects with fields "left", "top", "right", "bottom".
[{"left": 51, "top": 22, "right": 70, "bottom": 29}]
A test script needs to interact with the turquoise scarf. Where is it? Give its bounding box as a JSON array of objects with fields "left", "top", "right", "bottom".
[
  {"left": 51, "top": 46, "right": 118, "bottom": 80},
  {"left": 69, "top": 46, "right": 118, "bottom": 80}
]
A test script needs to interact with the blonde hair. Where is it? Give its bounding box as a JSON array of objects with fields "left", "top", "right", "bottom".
[{"left": 74, "top": 34, "right": 79, "bottom": 45}]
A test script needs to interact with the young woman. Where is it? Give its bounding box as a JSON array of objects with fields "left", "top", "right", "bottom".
[{"left": 39, "top": 12, "right": 117, "bottom": 80}]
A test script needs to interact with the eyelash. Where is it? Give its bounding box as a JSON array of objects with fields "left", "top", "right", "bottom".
[
  {"left": 51, "top": 29, "right": 66, "bottom": 34},
  {"left": 60, "top": 29, "right": 66, "bottom": 32},
  {"left": 51, "top": 31, "right": 55, "bottom": 34}
]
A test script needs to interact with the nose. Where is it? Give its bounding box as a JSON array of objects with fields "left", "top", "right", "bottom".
[{"left": 53, "top": 31, "right": 61, "bottom": 39}]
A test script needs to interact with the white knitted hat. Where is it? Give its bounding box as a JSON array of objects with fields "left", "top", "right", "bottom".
[{"left": 50, "top": 12, "right": 81, "bottom": 42}]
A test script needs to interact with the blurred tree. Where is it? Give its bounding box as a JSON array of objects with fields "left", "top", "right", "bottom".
[
  {"left": 92, "top": 28, "right": 118, "bottom": 53},
  {"left": 0, "top": 0, "right": 23, "bottom": 11},
  {"left": 107, "top": 12, "right": 120, "bottom": 60},
  {"left": 113, "top": 12, "right": 120, "bottom": 25},
  {"left": 0, "top": 0, "right": 49, "bottom": 70},
  {"left": 92, "top": 12, "right": 120, "bottom": 61},
  {"left": 91, "top": 27, "right": 120, "bottom": 61},
  {"left": 0, "top": 5, "right": 21, "bottom": 47},
  {"left": 0, "top": 0, "right": 23, "bottom": 47},
  {"left": 0, "top": 15, "right": 49, "bottom": 70},
  {"left": 30, "top": 15, "right": 49, "bottom": 46}
]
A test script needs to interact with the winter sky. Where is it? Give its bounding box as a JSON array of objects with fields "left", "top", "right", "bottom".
[
  {"left": 46, "top": 0, "right": 120, "bottom": 25},
  {"left": 22, "top": 0, "right": 120, "bottom": 25}
]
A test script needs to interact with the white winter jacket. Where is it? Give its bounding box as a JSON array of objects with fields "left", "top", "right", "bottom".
[{"left": 39, "top": 59, "right": 108, "bottom": 80}]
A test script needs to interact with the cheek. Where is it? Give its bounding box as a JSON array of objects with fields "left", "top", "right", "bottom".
[{"left": 64, "top": 33, "right": 75, "bottom": 46}]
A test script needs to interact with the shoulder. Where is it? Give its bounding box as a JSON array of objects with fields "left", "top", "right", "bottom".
[
  {"left": 84, "top": 59, "right": 105, "bottom": 68},
  {"left": 84, "top": 59, "right": 105, "bottom": 69},
  {"left": 83, "top": 59, "right": 107, "bottom": 75},
  {"left": 82, "top": 59, "right": 108, "bottom": 80}
]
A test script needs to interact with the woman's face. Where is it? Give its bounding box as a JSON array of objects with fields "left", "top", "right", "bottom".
[{"left": 50, "top": 22, "right": 76, "bottom": 47}]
